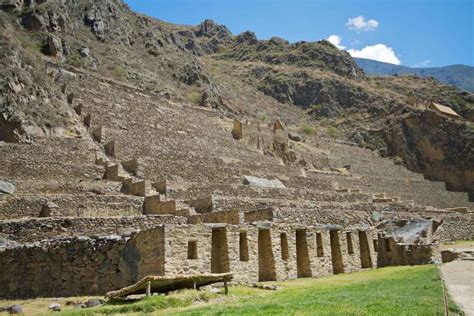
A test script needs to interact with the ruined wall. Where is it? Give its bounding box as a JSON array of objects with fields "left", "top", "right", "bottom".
[
  {"left": 376, "top": 237, "right": 439, "bottom": 267},
  {"left": 164, "top": 223, "right": 377, "bottom": 284},
  {"left": 0, "top": 227, "right": 165, "bottom": 299}
]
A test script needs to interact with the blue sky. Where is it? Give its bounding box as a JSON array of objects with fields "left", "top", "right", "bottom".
[{"left": 125, "top": 0, "right": 473, "bottom": 67}]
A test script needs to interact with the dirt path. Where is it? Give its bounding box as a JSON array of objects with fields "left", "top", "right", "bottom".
[{"left": 440, "top": 259, "right": 474, "bottom": 316}]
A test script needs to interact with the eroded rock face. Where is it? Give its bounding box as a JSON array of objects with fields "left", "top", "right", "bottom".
[{"left": 384, "top": 110, "right": 474, "bottom": 198}]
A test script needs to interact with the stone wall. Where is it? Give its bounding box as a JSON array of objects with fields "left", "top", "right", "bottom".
[
  {"left": 376, "top": 237, "right": 440, "bottom": 267},
  {"left": 163, "top": 223, "right": 377, "bottom": 284},
  {"left": 0, "top": 216, "right": 187, "bottom": 243},
  {"left": 188, "top": 210, "right": 241, "bottom": 225},
  {"left": 0, "top": 227, "right": 166, "bottom": 299}
]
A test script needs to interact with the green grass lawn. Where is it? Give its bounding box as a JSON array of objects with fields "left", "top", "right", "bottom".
[
  {"left": 165, "top": 265, "right": 457, "bottom": 316},
  {"left": 24, "top": 265, "right": 461, "bottom": 316}
]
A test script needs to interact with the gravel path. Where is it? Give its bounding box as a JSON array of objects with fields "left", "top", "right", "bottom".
[{"left": 440, "top": 259, "right": 474, "bottom": 316}]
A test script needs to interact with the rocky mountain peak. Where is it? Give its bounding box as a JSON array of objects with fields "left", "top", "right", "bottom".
[
  {"left": 195, "top": 19, "right": 232, "bottom": 40},
  {"left": 235, "top": 31, "right": 258, "bottom": 45}
]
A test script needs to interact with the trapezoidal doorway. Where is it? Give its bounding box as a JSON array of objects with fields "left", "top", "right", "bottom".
[
  {"left": 296, "top": 229, "right": 312, "bottom": 278},
  {"left": 211, "top": 228, "right": 230, "bottom": 273},
  {"left": 258, "top": 229, "right": 277, "bottom": 282}
]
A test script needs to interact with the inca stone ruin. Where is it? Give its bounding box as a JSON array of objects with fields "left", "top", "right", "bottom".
[
  {"left": 0, "top": 0, "right": 473, "bottom": 305},
  {"left": 1, "top": 66, "right": 472, "bottom": 298}
]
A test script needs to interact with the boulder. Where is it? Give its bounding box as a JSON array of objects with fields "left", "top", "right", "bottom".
[
  {"left": 46, "top": 33, "right": 63, "bottom": 57},
  {"left": 39, "top": 201, "right": 59, "bottom": 217},
  {"left": 9, "top": 305, "right": 22, "bottom": 314},
  {"left": 79, "top": 46, "right": 91, "bottom": 57},
  {"left": 48, "top": 303, "right": 61, "bottom": 312},
  {"left": 85, "top": 299, "right": 102, "bottom": 308},
  {"left": 1, "top": 0, "right": 22, "bottom": 12},
  {"left": 0, "top": 180, "right": 15, "bottom": 194},
  {"left": 22, "top": 13, "right": 47, "bottom": 30},
  {"left": 288, "top": 132, "right": 304, "bottom": 142},
  {"left": 441, "top": 250, "right": 459, "bottom": 263},
  {"left": 243, "top": 176, "right": 286, "bottom": 189}
]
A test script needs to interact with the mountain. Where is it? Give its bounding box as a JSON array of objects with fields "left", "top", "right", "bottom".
[
  {"left": 355, "top": 58, "right": 474, "bottom": 93},
  {"left": 0, "top": 0, "right": 473, "bottom": 197}
]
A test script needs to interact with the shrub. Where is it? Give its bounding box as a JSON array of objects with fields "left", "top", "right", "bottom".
[
  {"left": 113, "top": 65, "right": 128, "bottom": 82},
  {"left": 465, "top": 121, "right": 474, "bottom": 132},
  {"left": 327, "top": 126, "right": 342, "bottom": 138},
  {"left": 301, "top": 124, "right": 316, "bottom": 135},
  {"left": 186, "top": 91, "right": 202, "bottom": 105},
  {"left": 310, "top": 104, "right": 322, "bottom": 111},
  {"left": 319, "top": 118, "right": 333, "bottom": 127}
]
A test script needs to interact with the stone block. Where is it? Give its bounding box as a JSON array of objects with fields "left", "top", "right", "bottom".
[
  {"left": 187, "top": 196, "right": 213, "bottom": 214},
  {"left": 152, "top": 179, "right": 167, "bottom": 194},
  {"left": 122, "top": 159, "right": 138, "bottom": 176},
  {"left": 83, "top": 113, "right": 91, "bottom": 127},
  {"left": 104, "top": 141, "right": 115, "bottom": 158},
  {"left": 103, "top": 164, "right": 121, "bottom": 181},
  {"left": 67, "top": 92, "right": 74, "bottom": 104},
  {"left": 92, "top": 127, "right": 103, "bottom": 143},
  {"left": 122, "top": 179, "right": 146, "bottom": 197},
  {"left": 143, "top": 197, "right": 176, "bottom": 215},
  {"left": 74, "top": 104, "right": 83, "bottom": 116}
]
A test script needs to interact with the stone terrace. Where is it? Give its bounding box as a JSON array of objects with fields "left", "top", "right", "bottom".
[{"left": 1, "top": 65, "right": 473, "bottom": 299}]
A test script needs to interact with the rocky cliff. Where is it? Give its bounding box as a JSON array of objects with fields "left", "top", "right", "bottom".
[{"left": 384, "top": 110, "right": 473, "bottom": 197}]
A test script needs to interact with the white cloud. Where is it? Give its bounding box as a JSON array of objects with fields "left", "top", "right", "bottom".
[
  {"left": 346, "top": 16, "right": 379, "bottom": 32},
  {"left": 327, "top": 35, "right": 346, "bottom": 50},
  {"left": 348, "top": 44, "right": 401, "bottom": 65}
]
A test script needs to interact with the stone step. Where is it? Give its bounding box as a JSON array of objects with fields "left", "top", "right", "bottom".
[
  {"left": 0, "top": 194, "right": 143, "bottom": 220},
  {"left": 7, "top": 179, "right": 122, "bottom": 195},
  {"left": 325, "top": 175, "right": 472, "bottom": 209},
  {"left": 0, "top": 161, "right": 103, "bottom": 181}
]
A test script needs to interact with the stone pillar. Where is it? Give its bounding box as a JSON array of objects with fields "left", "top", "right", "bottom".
[{"left": 104, "top": 141, "right": 115, "bottom": 158}]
